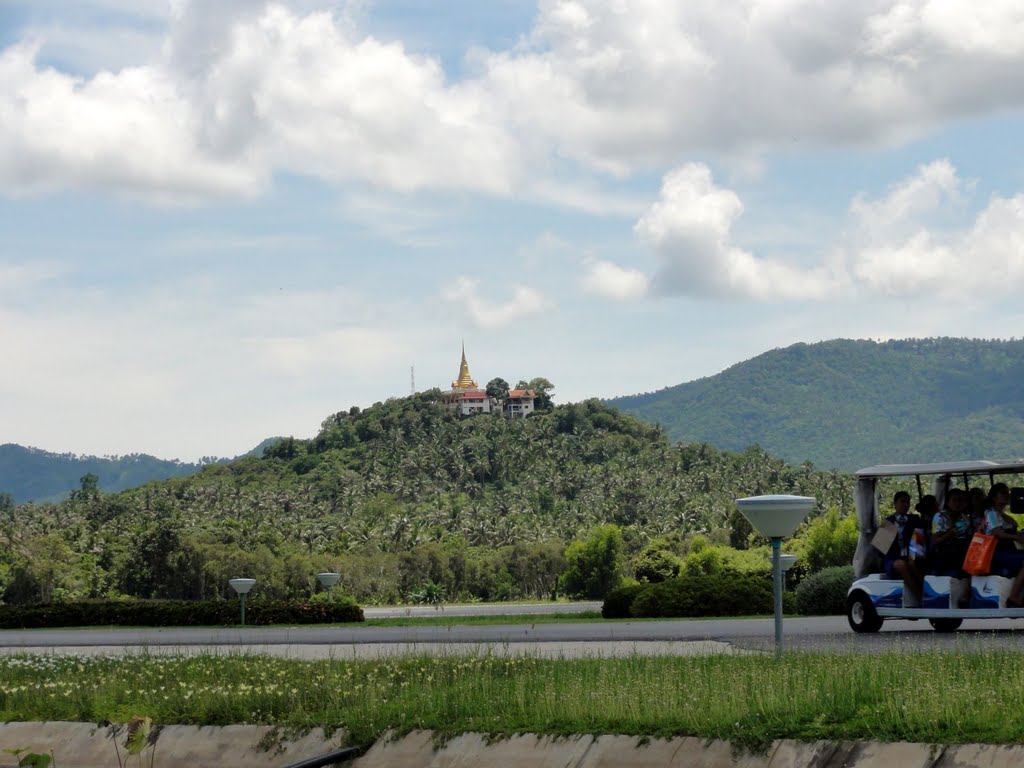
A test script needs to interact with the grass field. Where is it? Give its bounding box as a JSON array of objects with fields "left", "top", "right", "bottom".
[{"left": 2, "top": 650, "right": 1024, "bottom": 749}]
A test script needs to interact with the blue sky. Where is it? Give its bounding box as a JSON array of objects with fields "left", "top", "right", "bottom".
[{"left": 2, "top": 0, "right": 1024, "bottom": 460}]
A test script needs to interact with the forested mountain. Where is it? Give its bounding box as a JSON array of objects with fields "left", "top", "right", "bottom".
[
  {"left": 608, "top": 338, "right": 1024, "bottom": 471},
  {"left": 0, "top": 394, "right": 850, "bottom": 604},
  {"left": 0, "top": 438, "right": 281, "bottom": 504}
]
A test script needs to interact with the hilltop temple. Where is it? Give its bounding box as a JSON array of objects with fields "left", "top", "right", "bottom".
[
  {"left": 447, "top": 345, "right": 535, "bottom": 418},
  {"left": 449, "top": 345, "right": 491, "bottom": 415}
]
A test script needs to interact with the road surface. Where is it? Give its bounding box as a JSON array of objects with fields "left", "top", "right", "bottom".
[
  {"left": 362, "top": 601, "right": 602, "bottom": 618},
  {"left": 2, "top": 615, "right": 1023, "bottom": 658}
]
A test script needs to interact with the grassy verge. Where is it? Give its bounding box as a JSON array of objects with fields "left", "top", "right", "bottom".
[{"left": 2, "top": 650, "right": 1023, "bottom": 749}]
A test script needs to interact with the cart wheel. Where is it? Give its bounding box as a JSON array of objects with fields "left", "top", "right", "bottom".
[
  {"left": 929, "top": 618, "right": 962, "bottom": 633},
  {"left": 847, "top": 591, "right": 883, "bottom": 633}
]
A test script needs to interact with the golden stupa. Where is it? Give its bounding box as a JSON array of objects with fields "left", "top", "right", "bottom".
[{"left": 451, "top": 343, "right": 478, "bottom": 390}]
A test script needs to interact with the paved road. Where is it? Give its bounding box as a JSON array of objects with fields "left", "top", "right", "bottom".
[
  {"left": 2, "top": 615, "right": 1023, "bottom": 657},
  {"left": 362, "top": 601, "right": 602, "bottom": 618}
]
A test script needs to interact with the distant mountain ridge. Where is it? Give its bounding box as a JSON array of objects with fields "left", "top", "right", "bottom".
[
  {"left": 607, "top": 338, "right": 1024, "bottom": 471},
  {"left": 0, "top": 438, "right": 281, "bottom": 503}
]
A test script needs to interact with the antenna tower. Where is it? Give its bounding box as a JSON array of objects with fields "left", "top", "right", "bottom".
[{"left": 410, "top": 365, "right": 415, "bottom": 395}]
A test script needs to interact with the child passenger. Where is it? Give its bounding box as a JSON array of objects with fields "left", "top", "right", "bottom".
[
  {"left": 931, "top": 488, "right": 972, "bottom": 607},
  {"left": 883, "top": 491, "right": 927, "bottom": 604},
  {"left": 931, "top": 488, "right": 972, "bottom": 574},
  {"left": 983, "top": 483, "right": 1024, "bottom": 608},
  {"left": 968, "top": 487, "right": 989, "bottom": 532}
]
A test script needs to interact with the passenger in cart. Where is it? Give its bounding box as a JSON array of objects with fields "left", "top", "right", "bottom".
[
  {"left": 930, "top": 488, "right": 972, "bottom": 607},
  {"left": 883, "top": 491, "right": 928, "bottom": 604},
  {"left": 982, "top": 483, "right": 1024, "bottom": 607}
]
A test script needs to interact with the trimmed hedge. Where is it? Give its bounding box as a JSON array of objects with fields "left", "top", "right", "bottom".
[
  {"left": 602, "top": 584, "right": 645, "bottom": 619},
  {"left": 0, "top": 598, "right": 364, "bottom": 629},
  {"left": 794, "top": 565, "right": 855, "bottom": 616},
  {"left": 602, "top": 572, "right": 774, "bottom": 618}
]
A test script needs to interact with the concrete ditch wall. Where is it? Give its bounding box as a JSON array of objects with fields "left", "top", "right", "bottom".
[
  {"left": 354, "top": 732, "right": 1024, "bottom": 768},
  {"left": 0, "top": 721, "right": 341, "bottom": 767},
  {"left": 5, "top": 723, "right": 1024, "bottom": 767}
]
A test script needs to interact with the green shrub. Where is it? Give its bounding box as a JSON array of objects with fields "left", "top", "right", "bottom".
[
  {"left": 0, "top": 598, "right": 364, "bottom": 629},
  {"left": 790, "top": 509, "right": 858, "bottom": 574},
  {"left": 632, "top": 547, "right": 680, "bottom": 583},
  {"left": 560, "top": 524, "right": 625, "bottom": 599},
  {"left": 679, "top": 539, "right": 773, "bottom": 579},
  {"left": 601, "top": 583, "right": 645, "bottom": 619},
  {"left": 622, "top": 572, "right": 773, "bottom": 618},
  {"left": 679, "top": 536, "right": 723, "bottom": 576},
  {"left": 794, "top": 565, "right": 855, "bottom": 616},
  {"left": 783, "top": 590, "right": 796, "bottom": 615}
]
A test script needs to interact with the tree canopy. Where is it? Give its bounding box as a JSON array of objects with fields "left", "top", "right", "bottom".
[
  {"left": 0, "top": 393, "right": 854, "bottom": 605},
  {"left": 485, "top": 378, "right": 510, "bottom": 400}
]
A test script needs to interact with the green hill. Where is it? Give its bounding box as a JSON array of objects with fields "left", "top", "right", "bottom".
[
  {"left": 607, "top": 338, "right": 1024, "bottom": 471},
  {"left": 1, "top": 394, "right": 850, "bottom": 605},
  {"left": 0, "top": 438, "right": 281, "bottom": 504}
]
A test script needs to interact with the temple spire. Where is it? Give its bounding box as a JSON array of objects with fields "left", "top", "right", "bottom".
[{"left": 452, "top": 341, "right": 478, "bottom": 390}]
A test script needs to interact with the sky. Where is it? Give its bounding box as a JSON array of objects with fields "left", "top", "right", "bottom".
[{"left": 2, "top": 0, "right": 1024, "bottom": 461}]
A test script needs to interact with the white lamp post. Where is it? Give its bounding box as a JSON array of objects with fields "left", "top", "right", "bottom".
[
  {"left": 317, "top": 572, "right": 341, "bottom": 600},
  {"left": 228, "top": 578, "right": 256, "bottom": 626},
  {"left": 735, "top": 495, "right": 815, "bottom": 656}
]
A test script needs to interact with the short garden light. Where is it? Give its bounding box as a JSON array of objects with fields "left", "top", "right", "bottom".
[
  {"left": 735, "top": 495, "right": 815, "bottom": 657},
  {"left": 316, "top": 572, "right": 341, "bottom": 600},
  {"left": 766, "top": 553, "right": 798, "bottom": 591},
  {"left": 228, "top": 578, "right": 256, "bottom": 626},
  {"left": 768, "top": 553, "right": 798, "bottom": 574}
]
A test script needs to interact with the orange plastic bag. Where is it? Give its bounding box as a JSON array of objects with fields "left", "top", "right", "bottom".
[{"left": 963, "top": 532, "right": 997, "bottom": 576}]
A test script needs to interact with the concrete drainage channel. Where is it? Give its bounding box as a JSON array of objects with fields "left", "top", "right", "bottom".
[{"left": 4, "top": 724, "right": 1024, "bottom": 767}]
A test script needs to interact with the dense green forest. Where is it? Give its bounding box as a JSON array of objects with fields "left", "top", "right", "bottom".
[
  {"left": 0, "top": 439, "right": 280, "bottom": 504},
  {"left": 0, "top": 394, "right": 854, "bottom": 605},
  {"left": 609, "top": 338, "right": 1024, "bottom": 471}
]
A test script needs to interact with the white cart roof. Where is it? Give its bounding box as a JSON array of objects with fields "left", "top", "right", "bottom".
[{"left": 855, "top": 459, "right": 1024, "bottom": 479}]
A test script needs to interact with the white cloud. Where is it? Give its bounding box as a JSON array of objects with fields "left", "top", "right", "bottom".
[
  {"left": 251, "top": 327, "right": 404, "bottom": 376},
  {"left": 18, "top": 23, "right": 165, "bottom": 74},
  {"left": 850, "top": 159, "right": 964, "bottom": 239},
  {"left": 0, "top": 261, "right": 63, "bottom": 297},
  {"left": 854, "top": 195, "right": 1024, "bottom": 297},
  {"left": 529, "top": 180, "right": 646, "bottom": 217},
  {"left": 0, "top": 42, "right": 263, "bottom": 203},
  {"left": 0, "top": 4, "right": 525, "bottom": 203},
  {"left": 634, "top": 164, "right": 842, "bottom": 301},
  {"left": 572, "top": 158, "right": 1024, "bottom": 304},
  {"left": 341, "top": 191, "right": 453, "bottom": 247},
  {"left": 580, "top": 259, "right": 650, "bottom": 300},
  {"left": 0, "top": 278, "right": 420, "bottom": 458},
  {"left": 443, "top": 277, "right": 551, "bottom": 329},
  {"left": 6, "top": 2, "right": 1024, "bottom": 203},
  {"left": 483, "top": 0, "right": 1024, "bottom": 170},
  {"left": 869, "top": 0, "right": 1024, "bottom": 59},
  {"left": 849, "top": 161, "right": 1024, "bottom": 297}
]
